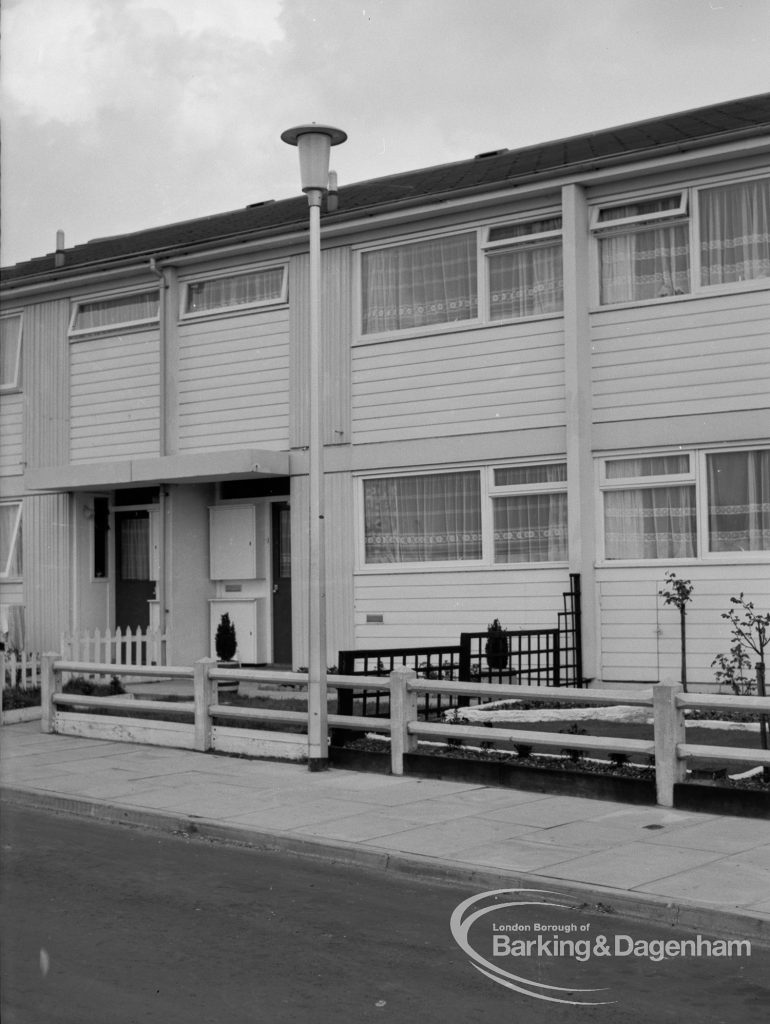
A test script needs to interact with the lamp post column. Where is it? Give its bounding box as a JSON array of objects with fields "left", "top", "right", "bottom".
[{"left": 306, "top": 187, "right": 327, "bottom": 768}]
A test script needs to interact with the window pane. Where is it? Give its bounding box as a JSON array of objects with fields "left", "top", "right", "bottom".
[
  {"left": 364, "top": 472, "right": 481, "bottom": 563},
  {"left": 604, "top": 486, "right": 696, "bottom": 559},
  {"left": 494, "top": 464, "right": 567, "bottom": 487},
  {"left": 708, "top": 449, "right": 770, "bottom": 552},
  {"left": 598, "top": 196, "right": 683, "bottom": 222},
  {"left": 488, "top": 241, "right": 563, "bottom": 319},
  {"left": 488, "top": 217, "right": 562, "bottom": 241},
  {"left": 361, "top": 234, "right": 478, "bottom": 334},
  {"left": 494, "top": 493, "right": 567, "bottom": 562},
  {"left": 93, "top": 498, "right": 109, "bottom": 579},
  {"left": 700, "top": 178, "right": 770, "bottom": 286},
  {"left": 599, "top": 225, "right": 690, "bottom": 303},
  {"left": 606, "top": 455, "right": 689, "bottom": 479},
  {"left": 73, "top": 291, "right": 160, "bottom": 331},
  {"left": 0, "top": 504, "right": 22, "bottom": 576},
  {"left": 0, "top": 315, "right": 22, "bottom": 387},
  {"left": 186, "top": 268, "right": 285, "bottom": 313}
]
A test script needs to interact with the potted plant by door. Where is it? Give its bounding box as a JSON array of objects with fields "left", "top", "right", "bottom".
[
  {"left": 215, "top": 613, "right": 239, "bottom": 693},
  {"left": 484, "top": 618, "right": 509, "bottom": 671}
]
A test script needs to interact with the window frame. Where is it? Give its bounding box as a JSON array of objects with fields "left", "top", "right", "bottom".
[
  {"left": 598, "top": 446, "right": 770, "bottom": 564},
  {"left": 591, "top": 173, "right": 770, "bottom": 308},
  {"left": 0, "top": 501, "right": 23, "bottom": 579},
  {"left": 0, "top": 312, "right": 23, "bottom": 392},
  {"left": 357, "top": 460, "right": 569, "bottom": 572},
  {"left": 180, "top": 262, "right": 289, "bottom": 319},
  {"left": 355, "top": 212, "right": 564, "bottom": 342},
  {"left": 69, "top": 288, "right": 161, "bottom": 337}
]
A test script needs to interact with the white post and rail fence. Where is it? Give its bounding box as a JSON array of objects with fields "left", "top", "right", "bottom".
[{"left": 33, "top": 657, "right": 770, "bottom": 808}]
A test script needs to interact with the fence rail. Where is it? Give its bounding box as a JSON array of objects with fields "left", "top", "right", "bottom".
[{"left": 36, "top": 656, "right": 770, "bottom": 808}]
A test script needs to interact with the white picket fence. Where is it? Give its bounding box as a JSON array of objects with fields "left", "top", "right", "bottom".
[
  {"left": 1, "top": 649, "right": 43, "bottom": 690},
  {"left": 60, "top": 627, "right": 167, "bottom": 667}
]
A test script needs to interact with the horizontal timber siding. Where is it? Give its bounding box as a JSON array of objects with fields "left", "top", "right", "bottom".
[
  {"left": 353, "top": 568, "right": 567, "bottom": 648},
  {"left": 597, "top": 564, "right": 770, "bottom": 685},
  {"left": 592, "top": 291, "right": 770, "bottom": 424},
  {"left": 70, "top": 330, "right": 160, "bottom": 462},
  {"left": 352, "top": 320, "right": 565, "bottom": 444},
  {"left": 178, "top": 308, "right": 289, "bottom": 452}
]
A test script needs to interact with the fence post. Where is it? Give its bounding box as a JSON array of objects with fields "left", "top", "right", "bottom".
[
  {"left": 41, "top": 653, "right": 62, "bottom": 734},
  {"left": 389, "top": 667, "right": 417, "bottom": 776},
  {"left": 653, "top": 678, "right": 686, "bottom": 807},
  {"left": 194, "top": 658, "right": 216, "bottom": 752}
]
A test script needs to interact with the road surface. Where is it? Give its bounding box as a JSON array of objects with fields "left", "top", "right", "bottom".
[{"left": 1, "top": 803, "right": 767, "bottom": 1023}]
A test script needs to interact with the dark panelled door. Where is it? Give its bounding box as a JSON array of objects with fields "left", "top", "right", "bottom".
[
  {"left": 271, "top": 502, "right": 293, "bottom": 665},
  {"left": 114, "top": 510, "right": 154, "bottom": 630}
]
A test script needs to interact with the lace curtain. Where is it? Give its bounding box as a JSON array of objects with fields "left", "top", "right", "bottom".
[
  {"left": 119, "top": 517, "right": 150, "bottom": 580},
  {"left": 364, "top": 472, "right": 482, "bottom": 562},
  {"left": 74, "top": 291, "right": 159, "bottom": 331},
  {"left": 187, "top": 268, "right": 285, "bottom": 313},
  {"left": 700, "top": 178, "right": 770, "bottom": 286},
  {"left": 361, "top": 233, "right": 478, "bottom": 333},
  {"left": 708, "top": 449, "right": 770, "bottom": 552},
  {"left": 604, "top": 485, "right": 697, "bottom": 559},
  {"left": 488, "top": 242, "right": 563, "bottom": 319},
  {"left": 600, "top": 224, "right": 690, "bottom": 304},
  {"left": 493, "top": 492, "right": 567, "bottom": 562},
  {"left": 0, "top": 504, "right": 22, "bottom": 576}
]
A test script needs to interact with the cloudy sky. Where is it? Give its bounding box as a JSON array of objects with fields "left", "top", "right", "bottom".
[{"left": 2, "top": 0, "right": 768, "bottom": 267}]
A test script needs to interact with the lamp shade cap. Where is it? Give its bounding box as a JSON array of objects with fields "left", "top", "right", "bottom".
[{"left": 281, "top": 124, "right": 347, "bottom": 147}]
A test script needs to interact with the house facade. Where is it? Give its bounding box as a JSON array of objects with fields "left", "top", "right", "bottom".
[{"left": 1, "top": 95, "right": 769, "bottom": 686}]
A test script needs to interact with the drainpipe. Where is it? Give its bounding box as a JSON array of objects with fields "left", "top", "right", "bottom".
[{"left": 148, "top": 258, "right": 169, "bottom": 653}]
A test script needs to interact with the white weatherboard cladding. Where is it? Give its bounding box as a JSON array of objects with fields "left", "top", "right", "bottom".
[
  {"left": 177, "top": 308, "right": 289, "bottom": 452},
  {"left": 69, "top": 330, "right": 160, "bottom": 462},
  {"left": 0, "top": 393, "right": 23, "bottom": 476},
  {"left": 352, "top": 320, "right": 565, "bottom": 444},
  {"left": 598, "top": 564, "right": 770, "bottom": 685},
  {"left": 354, "top": 568, "right": 566, "bottom": 647},
  {"left": 591, "top": 291, "right": 770, "bottom": 422}
]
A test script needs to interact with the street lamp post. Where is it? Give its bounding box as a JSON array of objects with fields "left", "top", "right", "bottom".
[{"left": 281, "top": 124, "right": 347, "bottom": 770}]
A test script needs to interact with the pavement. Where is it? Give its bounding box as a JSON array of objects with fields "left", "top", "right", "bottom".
[{"left": 2, "top": 719, "right": 769, "bottom": 946}]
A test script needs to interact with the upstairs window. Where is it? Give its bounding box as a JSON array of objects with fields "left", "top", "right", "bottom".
[
  {"left": 0, "top": 502, "right": 22, "bottom": 578},
  {"left": 484, "top": 217, "right": 563, "bottom": 319},
  {"left": 0, "top": 314, "right": 22, "bottom": 390},
  {"left": 184, "top": 265, "right": 287, "bottom": 315},
  {"left": 361, "top": 233, "right": 478, "bottom": 335},
  {"left": 70, "top": 290, "right": 160, "bottom": 334},
  {"left": 699, "top": 178, "right": 770, "bottom": 287},
  {"left": 593, "top": 194, "right": 690, "bottom": 304},
  {"left": 593, "top": 177, "right": 770, "bottom": 305}
]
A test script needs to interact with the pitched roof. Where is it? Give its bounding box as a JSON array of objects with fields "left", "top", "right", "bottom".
[{"left": 3, "top": 92, "right": 770, "bottom": 287}]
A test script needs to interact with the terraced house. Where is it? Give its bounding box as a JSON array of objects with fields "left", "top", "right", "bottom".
[{"left": 1, "top": 94, "right": 769, "bottom": 687}]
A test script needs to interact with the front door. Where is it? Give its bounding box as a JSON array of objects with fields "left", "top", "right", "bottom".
[
  {"left": 271, "top": 502, "right": 293, "bottom": 665},
  {"left": 114, "top": 510, "right": 154, "bottom": 630}
]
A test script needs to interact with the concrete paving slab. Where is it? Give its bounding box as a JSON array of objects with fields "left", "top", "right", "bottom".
[
  {"left": 358, "top": 817, "right": 536, "bottom": 856},
  {"left": 449, "top": 834, "right": 591, "bottom": 871},
  {"left": 479, "top": 794, "right": 635, "bottom": 828},
  {"left": 291, "top": 812, "right": 428, "bottom": 844},
  {"left": 637, "top": 854, "right": 770, "bottom": 907},
  {"left": 545, "top": 841, "right": 723, "bottom": 888},
  {"left": 636, "top": 816, "right": 770, "bottom": 854},
  {"left": 225, "top": 796, "right": 379, "bottom": 830}
]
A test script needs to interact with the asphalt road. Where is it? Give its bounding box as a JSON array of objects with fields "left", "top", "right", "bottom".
[{"left": 1, "top": 803, "right": 767, "bottom": 1023}]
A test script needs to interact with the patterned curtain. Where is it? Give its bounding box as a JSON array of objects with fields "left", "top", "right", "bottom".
[
  {"left": 700, "top": 178, "right": 770, "bottom": 286},
  {"left": 488, "top": 242, "right": 563, "bottom": 319},
  {"left": 708, "top": 449, "right": 770, "bottom": 552},
  {"left": 187, "top": 268, "right": 285, "bottom": 312},
  {"left": 604, "top": 486, "right": 697, "bottom": 559},
  {"left": 120, "top": 517, "right": 150, "bottom": 580},
  {"left": 600, "top": 225, "right": 690, "bottom": 303},
  {"left": 364, "top": 472, "right": 482, "bottom": 562}
]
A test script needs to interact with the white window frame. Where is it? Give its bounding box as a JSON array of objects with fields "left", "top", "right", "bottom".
[
  {"left": 357, "top": 459, "right": 569, "bottom": 572},
  {"left": 355, "top": 213, "right": 564, "bottom": 342},
  {"left": 180, "top": 262, "right": 289, "bottom": 319},
  {"left": 598, "top": 446, "right": 770, "bottom": 564},
  {"left": 591, "top": 173, "right": 770, "bottom": 308},
  {"left": 0, "top": 501, "right": 22, "bottom": 578},
  {"left": 0, "top": 313, "right": 23, "bottom": 392},
  {"left": 69, "top": 288, "right": 161, "bottom": 336}
]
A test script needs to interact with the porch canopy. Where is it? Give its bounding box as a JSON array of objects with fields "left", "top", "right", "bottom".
[{"left": 24, "top": 448, "right": 290, "bottom": 491}]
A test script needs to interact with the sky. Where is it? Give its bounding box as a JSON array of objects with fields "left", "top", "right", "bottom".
[{"left": 1, "top": 0, "right": 769, "bottom": 268}]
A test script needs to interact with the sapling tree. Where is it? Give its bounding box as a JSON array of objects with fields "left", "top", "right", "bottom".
[
  {"left": 713, "top": 594, "right": 769, "bottom": 756},
  {"left": 658, "top": 572, "right": 694, "bottom": 693}
]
